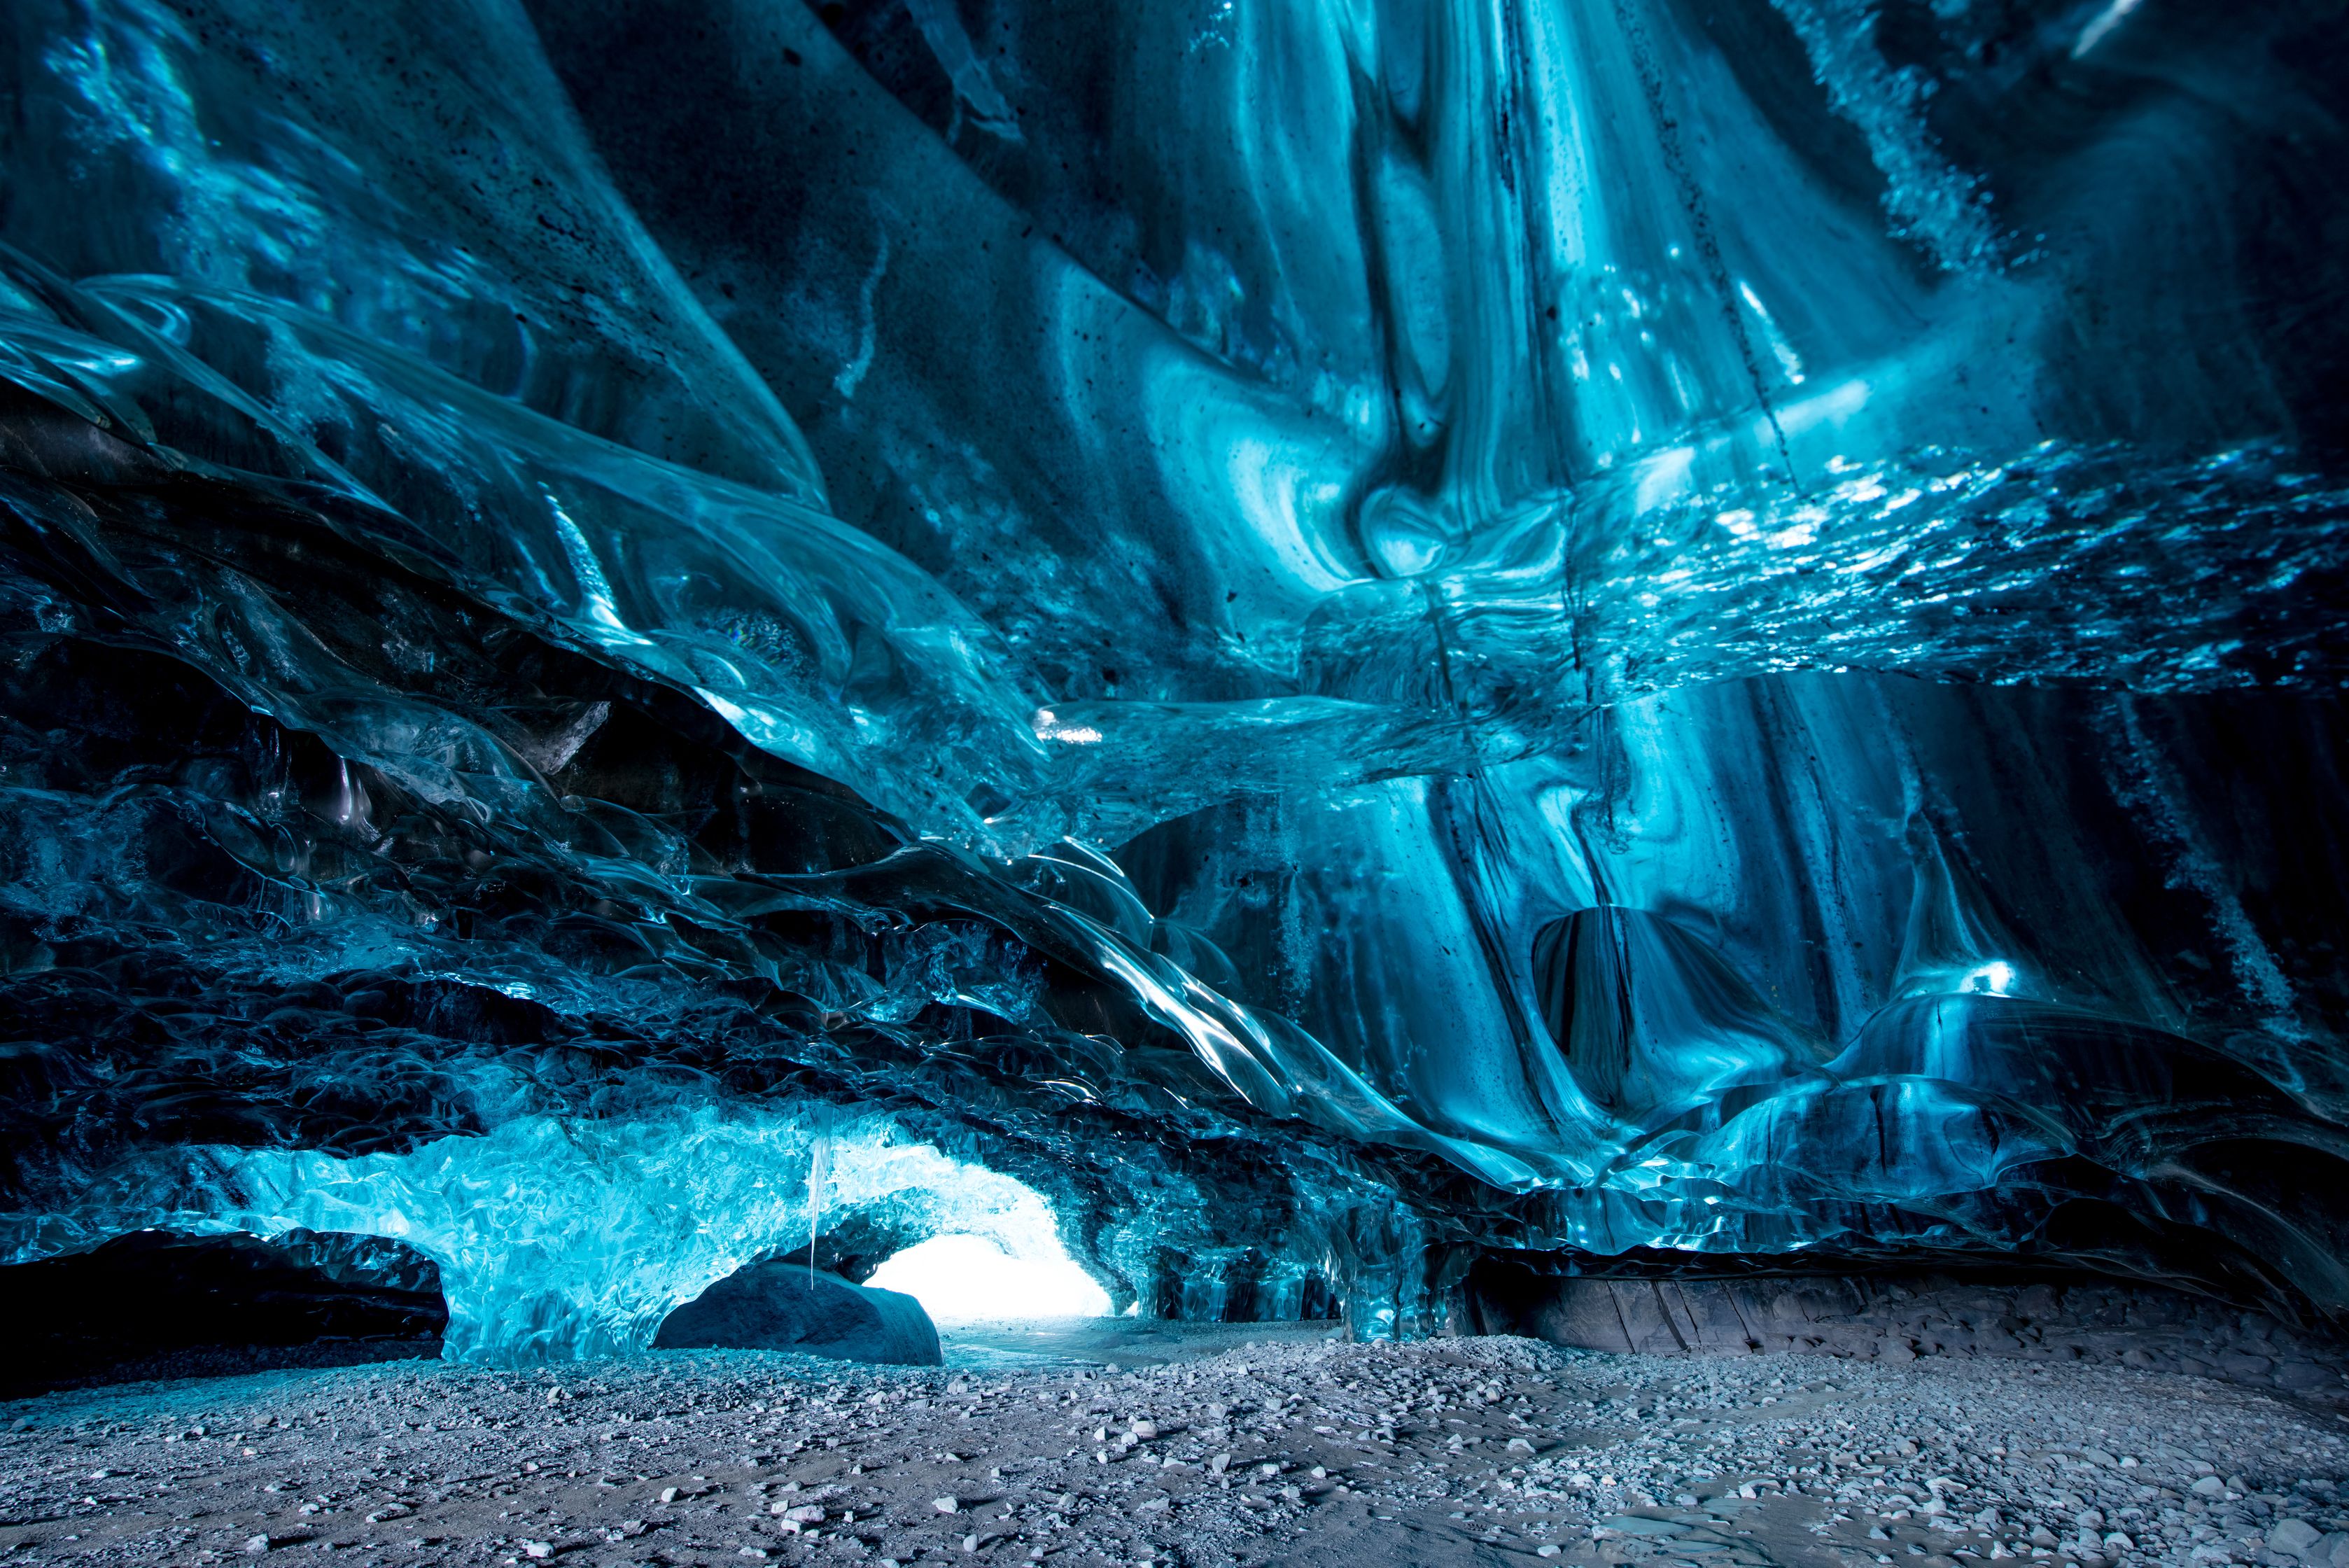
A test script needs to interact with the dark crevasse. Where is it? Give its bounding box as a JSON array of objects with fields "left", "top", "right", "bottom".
[{"left": 0, "top": 0, "right": 2342, "bottom": 1362}]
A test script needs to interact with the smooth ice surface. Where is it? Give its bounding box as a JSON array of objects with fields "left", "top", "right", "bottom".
[{"left": 0, "top": 0, "right": 2345, "bottom": 1352}]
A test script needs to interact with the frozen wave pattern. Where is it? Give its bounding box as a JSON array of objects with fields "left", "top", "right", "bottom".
[
  {"left": 1574, "top": 442, "right": 2349, "bottom": 699},
  {"left": 0, "top": 0, "right": 2346, "bottom": 1346}
]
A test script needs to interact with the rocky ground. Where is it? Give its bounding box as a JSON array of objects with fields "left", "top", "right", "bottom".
[{"left": 3, "top": 1327, "right": 2347, "bottom": 1568}]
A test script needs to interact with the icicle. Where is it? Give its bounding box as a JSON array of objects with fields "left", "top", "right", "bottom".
[{"left": 806, "top": 1112, "right": 834, "bottom": 1291}]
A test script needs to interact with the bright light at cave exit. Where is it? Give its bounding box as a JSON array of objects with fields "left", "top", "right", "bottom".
[{"left": 867, "top": 1233, "right": 1113, "bottom": 1322}]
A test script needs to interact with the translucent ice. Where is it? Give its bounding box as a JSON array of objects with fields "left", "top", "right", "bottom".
[
  {"left": 0, "top": 0, "right": 2345, "bottom": 1347},
  {"left": 3, "top": 1106, "right": 1086, "bottom": 1363}
]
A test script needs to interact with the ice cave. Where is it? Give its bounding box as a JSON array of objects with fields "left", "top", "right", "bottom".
[{"left": 0, "top": 0, "right": 2345, "bottom": 1562}]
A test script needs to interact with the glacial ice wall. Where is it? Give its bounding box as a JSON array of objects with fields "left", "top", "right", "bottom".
[
  {"left": 7, "top": 1105, "right": 1083, "bottom": 1362},
  {"left": 0, "top": 0, "right": 2344, "bottom": 1356}
]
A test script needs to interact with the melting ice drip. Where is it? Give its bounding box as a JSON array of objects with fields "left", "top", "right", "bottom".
[{"left": 807, "top": 1113, "right": 833, "bottom": 1289}]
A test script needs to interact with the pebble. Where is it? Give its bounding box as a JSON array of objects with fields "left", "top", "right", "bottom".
[{"left": 1, "top": 1334, "right": 2343, "bottom": 1566}]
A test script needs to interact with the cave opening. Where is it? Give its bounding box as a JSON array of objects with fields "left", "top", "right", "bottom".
[
  {"left": 864, "top": 1232, "right": 1113, "bottom": 1325},
  {"left": 0, "top": 1231, "right": 446, "bottom": 1400}
]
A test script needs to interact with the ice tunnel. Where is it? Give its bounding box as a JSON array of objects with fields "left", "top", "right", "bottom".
[{"left": 0, "top": 0, "right": 2345, "bottom": 1372}]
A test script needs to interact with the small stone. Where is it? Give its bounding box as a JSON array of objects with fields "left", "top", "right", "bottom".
[
  {"left": 519, "top": 1544, "right": 553, "bottom": 1561},
  {"left": 1130, "top": 1420, "right": 1158, "bottom": 1439},
  {"left": 242, "top": 1536, "right": 271, "bottom": 1556},
  {"left": 2271, "top": 1520, "right": 2325, "bottom": 1557},
  {"left": 934, "top": 1497, "right": 961, "bottom": 1514},
  {"left": 2192, "top": 1477, "right": 2227, "bottom": 1497}
]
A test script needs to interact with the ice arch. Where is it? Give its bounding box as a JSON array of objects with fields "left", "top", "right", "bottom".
[{"left": 0, "top": 1106, "right": 1084, "bottom": 1364}]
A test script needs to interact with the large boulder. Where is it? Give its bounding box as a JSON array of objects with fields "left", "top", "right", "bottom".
[{"left": 654, "top": 1262, "right": 941, "bottom": 1366}]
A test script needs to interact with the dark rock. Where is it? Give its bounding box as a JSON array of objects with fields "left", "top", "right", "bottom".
[
  {"left": 1470, "top": 1266, "right": 2349, "bottom": 1402},
  {"left": 653, "top": 1262, "right": 941, "bottom": 1366},
  {"left": 0, "top": 1229, "right": 447, "bottom": 1399}
]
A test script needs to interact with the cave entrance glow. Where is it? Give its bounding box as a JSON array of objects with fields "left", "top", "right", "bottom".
[{"left": 866, "top": 1233, "right": 1112, "bottom": 1323}]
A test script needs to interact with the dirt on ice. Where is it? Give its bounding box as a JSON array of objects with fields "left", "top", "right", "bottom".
[{"left": 3, "top": 1324, "right": 2346, "bottom": 1568}]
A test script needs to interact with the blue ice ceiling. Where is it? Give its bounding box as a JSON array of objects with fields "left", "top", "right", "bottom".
[{"left": 1, "top": 0, "right": 2346, "bottom": 1358}]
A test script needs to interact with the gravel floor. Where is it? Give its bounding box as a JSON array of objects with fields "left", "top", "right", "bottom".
[{"left": 3, "top": 1333, "right": 2345, "bottom": 1568}]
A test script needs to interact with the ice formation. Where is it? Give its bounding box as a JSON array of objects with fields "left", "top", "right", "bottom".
[
  {"left": 3, "top": 1106, "right": 1089, "bottom": 1362},
  {"left": 0, "top": 0, "right": 2343, "bottom": 1358}
]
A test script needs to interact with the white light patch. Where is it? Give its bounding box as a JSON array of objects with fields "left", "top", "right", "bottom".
[
  {"left": 867, "top": 1233, "right": 1112, "bottom": 1323},
  {"left": 1031, "top": 709, "right": 1105, "bottom": 744},
  {"left": 2073, "top": 0, "right": 2144, "bottom": 57},
  {"left": 1961, "top": 960, "right": 2017, "bottom": 996}
]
